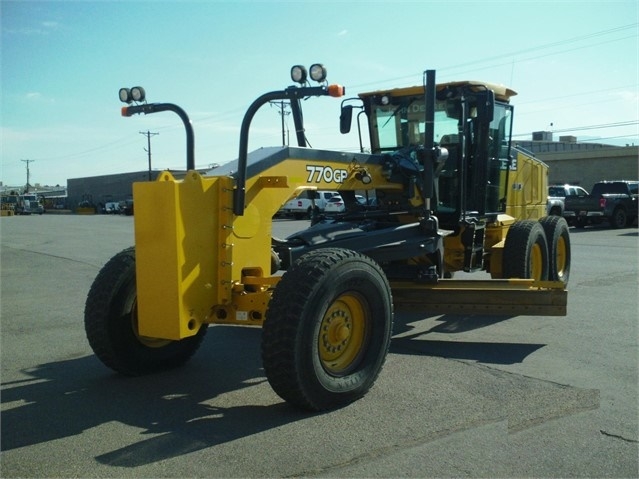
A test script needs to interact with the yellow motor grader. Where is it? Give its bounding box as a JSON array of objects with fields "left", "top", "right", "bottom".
[{"left": 85, "top": 66, "right": 570, "bottom": 411}]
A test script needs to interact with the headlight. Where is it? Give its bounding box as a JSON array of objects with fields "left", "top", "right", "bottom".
[
  {"left": 309, "top": 63, "right": 327, "bottom": 82},
  {"left": 119, "top": 88, "right": 132, "bottom": 103},
  {"left": 291, "top": 65, "right": 307, "bottom": 84},
  {"left": 131, "top": 86, "right": 146, "bottom": 102}
]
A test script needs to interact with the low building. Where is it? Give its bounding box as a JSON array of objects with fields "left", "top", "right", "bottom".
[
  {"left": 515, "top": 132, "right": 638, "bottom": 191},
  {"left": 66, "top": 169, "right": 206, "bottom": 212},
  {"left": 64, "top": 139, "right": 637, "bottom": 212}
]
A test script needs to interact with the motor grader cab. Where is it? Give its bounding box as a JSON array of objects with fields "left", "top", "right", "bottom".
[
  {"left": 85, "top": 66, "right": 570, "bottom": 411},
  {"left": 337, "top": 74, "right": 566, "bottom": 281}
]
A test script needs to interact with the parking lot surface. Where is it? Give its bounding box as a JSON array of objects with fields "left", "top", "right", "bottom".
[{"left": 1, "top": 215, "right": 638, "bottom": 478}]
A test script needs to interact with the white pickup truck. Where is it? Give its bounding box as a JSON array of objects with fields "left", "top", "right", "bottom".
[
  {"left": 278, "top": 190, "right": 338, "bottom": 219},
  {"left": 547, "top": 184, "right": 589, "bottom": 216}
]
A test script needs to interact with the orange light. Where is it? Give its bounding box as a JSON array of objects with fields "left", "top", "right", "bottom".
[
  {"left": 328, "top": 84, "right": 345, "bottom": 98},
  {"left": 121, "top": 106, "right": 131, "bottom": 117}
]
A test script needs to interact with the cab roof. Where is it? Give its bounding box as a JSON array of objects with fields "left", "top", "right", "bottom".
[{"left": 358, "top": 80, "right": 517, "bottom": 103}]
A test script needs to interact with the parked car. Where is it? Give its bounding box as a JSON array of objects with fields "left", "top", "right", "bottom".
[
  {"left": 324, "top": 196, "right": 346, "bottom": 214},
  {"left": 547, "top": 184, "right": 589, "bottom": 216},
  {"left": 120, "top": 199, "right": 134, "bottom": 216},
  {"left": 278, "top": 190, "right": 338, "bottom": 219},
  {"left": 324, "top": 195, "right": 367, "bottom": 215},
  {"left": 102, "top": 202, "right": 121, "bottom": 214},
  {"left": 563, "top": 180, "right": 638, "bottom": 228}
]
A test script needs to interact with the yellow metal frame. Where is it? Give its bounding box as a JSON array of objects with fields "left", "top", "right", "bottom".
[{"left": 132, "top": 154, "right": 388, "bottom": 340}]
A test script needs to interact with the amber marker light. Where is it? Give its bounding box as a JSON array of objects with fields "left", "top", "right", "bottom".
[
  {"left": 121, "top": 106, "right": 131, "bottom": 117},
  {"left": 328, "top": 84, "right": 345, "bottom": 98}
]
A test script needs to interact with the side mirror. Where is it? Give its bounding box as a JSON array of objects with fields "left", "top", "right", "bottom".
[
  {"left": 340, "top": 105, "right": 353, "bottom": 134},
  {"left": 478, "top": 90, "right": 495, "bottom": 123}
]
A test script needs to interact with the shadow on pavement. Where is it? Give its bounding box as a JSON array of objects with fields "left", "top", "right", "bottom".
[
  {"left": 1, "top": 325, "right": 313, "bottom": 466},
  {"left": 391, "top": 313, "right": 544, "bottom": 365}
]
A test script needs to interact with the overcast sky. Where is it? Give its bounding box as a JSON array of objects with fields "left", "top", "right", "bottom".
[{"left": 1, "top": 0, "right": 638, "bottom": 187}]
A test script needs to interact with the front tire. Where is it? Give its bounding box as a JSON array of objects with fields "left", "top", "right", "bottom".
[
  {"left": 503, "top": 220, "right": 549, "bottom": 281},
  {"left": 262, "top": 248, "right": 393, "bottom": 411},
  {"left": 84, "top": 247, "right": 207, "bottom": 376}
]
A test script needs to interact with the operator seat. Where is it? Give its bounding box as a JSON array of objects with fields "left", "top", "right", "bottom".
[
  {"left": 439, "top": 134, "right": 459, "bottom": 145},
  {"left": 437, "top": 134, "right": 459, "bottom": 177}
]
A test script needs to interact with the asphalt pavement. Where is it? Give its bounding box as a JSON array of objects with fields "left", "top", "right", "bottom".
[{"left": 1, "top": 214, "right": 637, "bottom": 478}]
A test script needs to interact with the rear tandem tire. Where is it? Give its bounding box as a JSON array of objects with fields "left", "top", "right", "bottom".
[
  {"left": 84, "top": 247, "right": 208, "bottom": 376},
  {"left": 539, "top": 216, "right": 571, "bottom": 284},
  {"left": 503, "top": 220, "right": 549, "bottom": 281},
  {"left": 262, "top": 248, "right": 393, "bottom": 411}
]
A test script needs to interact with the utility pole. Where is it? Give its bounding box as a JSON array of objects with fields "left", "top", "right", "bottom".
[
  {"left": 140, "top": 131, "right": 159, "bottom": 181},
  {"left": 270, "top": 101, "right": 290, "bottom": 146},
  {"left": 21, "top": 159, "right": 34, "bottom": 192}
]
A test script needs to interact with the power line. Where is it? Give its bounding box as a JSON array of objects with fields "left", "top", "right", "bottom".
[
  {"left": 441, "top": 24, "right": 637, "bottom": 75},
  {"left": 350, "top": 23, "right": 638, "bottom": 90},
  {"left": 513, "top": 120, "right": 639, "bottom": 138}
]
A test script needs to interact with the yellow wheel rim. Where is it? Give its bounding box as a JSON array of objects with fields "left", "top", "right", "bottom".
[
  {"left": 530, "top": 242, "right": 544, "bottom": 280},
  {"left": 556, "top": 235, "right": 567, "bottom": 278},
  {"left": 319, "top": 293, "right": 367, "bottom": 375}
]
